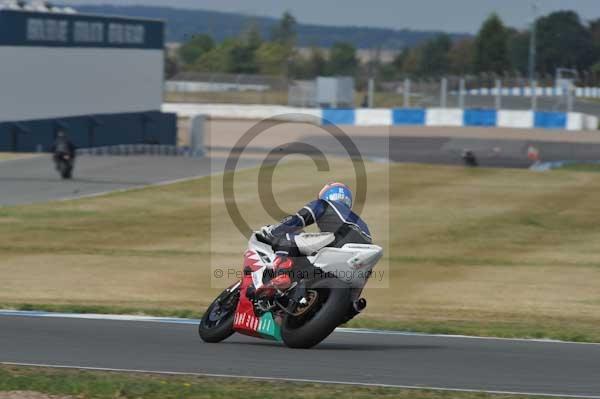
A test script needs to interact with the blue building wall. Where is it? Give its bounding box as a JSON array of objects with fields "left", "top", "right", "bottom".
[{"left": 0, "top": 111, "right": 177, "bottom": 152}]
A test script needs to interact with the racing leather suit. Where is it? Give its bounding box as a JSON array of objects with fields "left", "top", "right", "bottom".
[
  {"left": 269, "top": 199, "right": 372, "bottom": 250},
  {"left": 51, "top": 137, "right": 76, "bottom": 162},
  {"left": 255, "top": 199, "right": 372, "bottom": 296}
]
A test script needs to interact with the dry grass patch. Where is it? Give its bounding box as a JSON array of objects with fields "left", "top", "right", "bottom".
[
  {"left": 2, "top": 160, "right": 600, "bottom": 340},
  {"left": 0, "top": 153, "right": 38, "bottom": 161}
]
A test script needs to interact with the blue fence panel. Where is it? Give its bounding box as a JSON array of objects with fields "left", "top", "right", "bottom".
[
  {"left": 392, "top": 108, "right": 426, "bottom": 125},
  {"left": 463, "top": 109, "right": 497, "bottom": 127},
  {"left": 534, "top": 112, "right": 567, "bottom": 129},
  {"left": 322, "top": 109, "right": 355, "bottom": 125}
]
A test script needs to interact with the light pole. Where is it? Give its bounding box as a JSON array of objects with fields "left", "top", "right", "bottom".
[{"left": 528, "top": 1, "right": 539, "bottom": 110}]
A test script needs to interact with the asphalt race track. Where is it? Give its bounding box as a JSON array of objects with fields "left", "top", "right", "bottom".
[
  {"left": 3, "top": 135, "right": 600, "bottom": 206},
  {"left": 0, "top": 155, "right": 259, "bottom": 206},
  {"left": 254, "top": 135, "right": 600, "bottom": 169},
  {"left": 0, "top": 314, "right": 599, "bottom": 398}
]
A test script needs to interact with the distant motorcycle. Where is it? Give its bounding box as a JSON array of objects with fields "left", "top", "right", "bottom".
[
  {"left": 462, "top": 150, "right": 478, "bottom": 167},
  {"left": 54, "top": 153, "right": 74, "bottom": 179},
  {"left": 199, "top": 231, "right": 383, "bottom": 348}
]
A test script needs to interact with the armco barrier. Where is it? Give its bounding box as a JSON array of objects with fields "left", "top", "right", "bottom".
[
  {"left": 76, "top": 144, "right": 204, "bottom": 158},
  {"left": 322, "top": 108, "right": 355, "bottom": 125},
  {"left": 534, "top": 111, "right": 567, "bottom": 129},
  {"left": 497, "top": 110, "right": 533, "bottom": 129},
  {"left": 463, "top": 109, "right": 497, "bottom": 127},
  {"left": 161, "top": 103, "right": 599, "bottom": 131},
  {"left": 392, "top": 108, "right": 426, "bottom": 125},
  {"left": 567, "top": 113, "right": 584, "bottom": 131},
  {"left": 467, "top": 86, "right": 600, "bottom": 98},
  {"left": 425, "top": 108, "right": 463, "bottom": 127},
  {"left": 0, "top": 111, "right": 177, "bottom": 152},
  {"left": 355, "top": 108, "right": 392, "bottom": 126}
]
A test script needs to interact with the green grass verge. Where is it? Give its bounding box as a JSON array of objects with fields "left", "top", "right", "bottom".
[
  {"left": 0, "top": 365, "right": 560, "bottom": 399},
  {"left": 3, "top": 303, "right": 599, "bottom": 343},
  {"left": 0, "top": 153, "right": 38, "bottom": 161},
  {"left": 557, "top": 163, "right": 600, "bottom": 173}
]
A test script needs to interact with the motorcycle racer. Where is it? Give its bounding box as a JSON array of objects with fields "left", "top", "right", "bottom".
[{"left": 254, "top": 182, "right": 372, "bottom": 297}]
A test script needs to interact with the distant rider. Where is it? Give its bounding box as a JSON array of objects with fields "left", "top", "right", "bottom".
[
  {"left": 254, "top": 182, "right": 372, "bottom": 297},
  {"left": 51, "top": 130, "right": 76, "bottom": 164}
]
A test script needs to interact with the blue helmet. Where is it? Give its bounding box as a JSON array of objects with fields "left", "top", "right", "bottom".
[{"left": 318, "top": 182, "right": 353, "bottom": 209}]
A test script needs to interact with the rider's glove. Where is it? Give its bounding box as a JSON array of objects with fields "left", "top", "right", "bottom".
[{"left": 260, "top": 225, "right": 275, "bottom": 241}]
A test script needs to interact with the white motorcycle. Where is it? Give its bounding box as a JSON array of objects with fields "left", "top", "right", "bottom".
[{"left": 199, "top": 232, "right": 383, "bottom": 349}]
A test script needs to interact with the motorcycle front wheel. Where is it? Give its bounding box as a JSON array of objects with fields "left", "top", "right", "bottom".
[
  {"left": 281, "top": 278, "right": 351, "bottom": 349},
  {"left": 198, "top": 283, "right": 240, "bottom": 343},
  {"left": 57, "top": 159, "right": 72, "bottom": 179}
]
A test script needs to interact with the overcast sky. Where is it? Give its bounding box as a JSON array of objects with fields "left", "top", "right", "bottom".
[{"left": 64, "top": 0, "right": 600, "bottom": 33}]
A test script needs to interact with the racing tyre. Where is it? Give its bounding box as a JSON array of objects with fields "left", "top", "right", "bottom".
[
  {"left": 281, "top": 278, "right": 351, "bottom": 349},
  {"left": 198, "top": 284, "right": 240, "bottom": 343},
  {"left": 58, "top": 160, "right": 70, "bottom": 179}
]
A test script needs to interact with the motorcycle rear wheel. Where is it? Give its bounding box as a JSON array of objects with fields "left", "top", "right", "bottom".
[
  {"left": 198, "top": 284, "right": 240, "bottom": 343},
  {"left": 281, "top": 278, "right": 350, "bottom": 349}
]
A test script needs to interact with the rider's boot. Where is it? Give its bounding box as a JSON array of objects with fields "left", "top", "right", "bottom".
[{"left": 255, "top": 254, "right": 294, "bottom": 298}]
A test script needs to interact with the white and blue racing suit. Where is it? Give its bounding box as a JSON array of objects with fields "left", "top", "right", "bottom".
[{"left": 268, "top": 199, "right": 372, "bottom": 253}]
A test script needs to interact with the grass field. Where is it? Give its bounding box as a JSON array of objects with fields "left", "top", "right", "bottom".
[
  {"left": 0, "top": 365, "right": 561, "bottom": 399},
  {"left": 0, "top": 153, "right": 37, "bottom": 161},
  {"left": 2, "top": 160, "right": 600, "bottom": 341},
  {"left": 558, "top": 163, "right": 600, "bottom": 172},
  {"left": 164, "top": 90, "right": 418, "bottom": 108}
]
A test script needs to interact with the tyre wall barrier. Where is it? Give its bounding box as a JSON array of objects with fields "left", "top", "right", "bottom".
[{"left": 162, "top": 103, "right": 599, "bottom": 131}]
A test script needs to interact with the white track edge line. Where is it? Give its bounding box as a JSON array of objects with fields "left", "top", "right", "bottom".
[
  {"left": 1, "top": 362, "right": 598, "bottom": 399},
  {"left": 1, "top": 309, "right": 599, "bottom": 346}
]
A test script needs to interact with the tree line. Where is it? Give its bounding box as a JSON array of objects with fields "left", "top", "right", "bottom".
[
  {"left": 169, "top": 12, "right": 359, "bottom": 80},
  {"left": 168, "top": 11, "right": 600, "bottom": 83},
  {"left": 387, "top": 11, "right": 600, "bottom": 81}
]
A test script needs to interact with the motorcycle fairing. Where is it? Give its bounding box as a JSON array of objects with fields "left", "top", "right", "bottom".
[
  {"left": 232, "top": 233, "right": 383, "bottom": 342},
  {"left": 233, "top": 248, "right": 282, "bottom": 341}
]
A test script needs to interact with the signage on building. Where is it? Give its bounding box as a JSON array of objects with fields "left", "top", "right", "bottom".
[{"left": 0, "top": 9, "right": 164, "bottom": 49}]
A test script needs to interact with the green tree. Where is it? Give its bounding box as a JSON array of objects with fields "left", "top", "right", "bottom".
[
  {"left": 588, "top": 19, "right": 600, "bottom": 65},
  {"left": 506, "top": 29, "right": 530, "bottom": 75},
  {"left": 271, "top": 11, "right": 297, "bottom": 46},
  {"left": 307, "top": 47, "right": 327, "bottom": 77},
  {"left": 192, "top": 48, "right": 227, "bottom": 72},
  {"left": 241, "top": 21, "right": 263, "bottom": 51},
  {"left": 164, "top": 52, "right": 179, "bottom": 79},
  {"left": 448, "top": 38, "right": 475, "bottom": 75},
  {"left": 256, "top": 42, "right": 290, "bottom": 75},
  {"left": 401, "top": 48, "right": 422, "bottom": 76},
  {"left": 474, "top": 13, "right": 510, "bottom": 74},
  {"left": 328, "top": 42, "right": 358, "bottom": 76},
  {"left": 178, "top": 34, "right": 215, "bottom": 65},
  {"left": 418, "top": 34, "right": 452, "bottom": 76},
  {"left": 192, "top": 39, "right": 236, "bottom": 72},
  {"left": 536, "top": 11, "right": 593, "bottom": 74},
  {"left": 228, "top": 40, "right": 259, "bottom": 74},
  {"left": 592, "top": 62, "right": 600, "bottom": 83}
]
